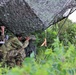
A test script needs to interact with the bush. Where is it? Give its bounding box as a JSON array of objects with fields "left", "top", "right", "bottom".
[{"left": 0, "top": 37, "right": 76, "bottom": 75}]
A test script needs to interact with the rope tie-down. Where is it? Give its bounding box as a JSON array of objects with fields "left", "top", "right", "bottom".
[{"left": 41, "top": 30, "right": 47, "bottom": 47}]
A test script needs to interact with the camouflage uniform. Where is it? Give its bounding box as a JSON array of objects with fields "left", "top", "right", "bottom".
[{"left": 0, "top": 37, "right": 29, "bottom": 67}]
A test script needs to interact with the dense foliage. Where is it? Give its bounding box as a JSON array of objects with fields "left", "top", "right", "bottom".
[{"left": 0, "top": 19, "right": 76, "bottom": 75}]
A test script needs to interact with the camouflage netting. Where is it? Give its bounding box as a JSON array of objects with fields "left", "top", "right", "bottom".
[{"left": 0, "top": 0, "right": 76, "bottom": 36}]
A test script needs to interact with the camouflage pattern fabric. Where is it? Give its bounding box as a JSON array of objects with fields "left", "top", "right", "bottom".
[{"left": 0, "top": 37, "right": 29, "bottom": 67}]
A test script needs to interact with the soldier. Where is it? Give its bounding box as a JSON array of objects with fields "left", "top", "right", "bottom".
[
  {"left": 25, "top": 35, "right": 36, "bottom": 57},
  {"left": 0, "top": 26, "right": 36, "bottom": 67},
  {"left": 0, "top": 26, "right": 5, "bottom": 45},
  {"left": 16, "top": 34, "right": 36, "bottom": 57},
  {"left": 0, "top": 35, "right": 30, "bottom": 67},
  {"left": 0, "top": 26, "right": 5, "bottom": 65},
  {"left": 6, "top": 36, "right": 31, "bottom": 67}
]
